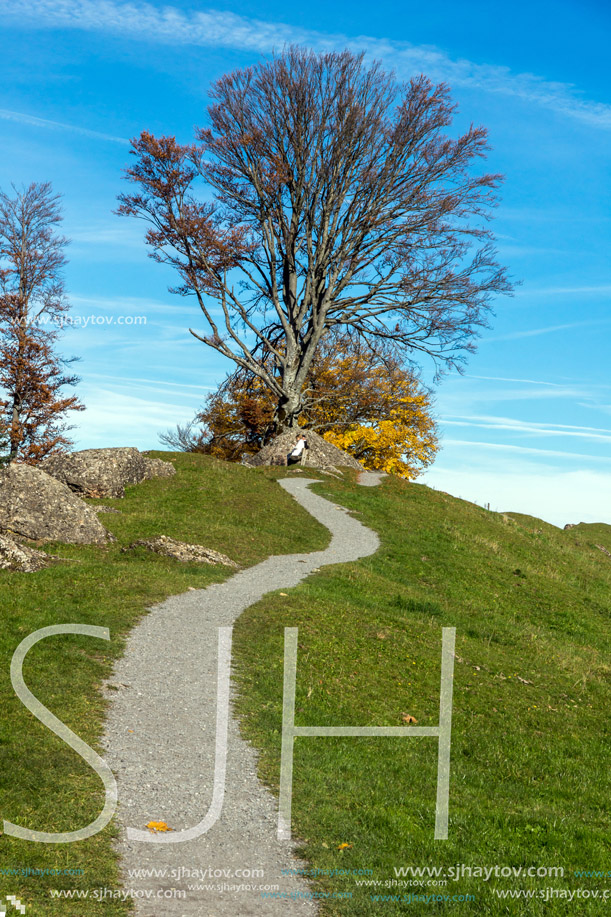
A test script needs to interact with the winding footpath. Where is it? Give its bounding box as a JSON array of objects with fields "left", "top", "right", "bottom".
[{"left": 102, "top": 473, "right": 384, "bottom": 916}]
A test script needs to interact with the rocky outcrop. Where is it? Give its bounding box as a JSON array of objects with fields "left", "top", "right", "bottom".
[
  {"left": 0, "top": 534, "right": 62, "bottom": 572},
  {"left": 122, "top": 535, "right": 238, "bottom": 567},
  {"left": 245, "top": 428, "right": 362, "bottom": 471},
  {"left": 41, "top": 448, "right": 175, "bottom": 498},
  {"left": 142, "top": 456, "right": 177, "bottom": 481},
  {"left": 0, "top": 464, "right": 112, "bottom": 545}
]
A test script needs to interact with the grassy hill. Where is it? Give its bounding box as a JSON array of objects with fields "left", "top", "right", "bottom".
[
  {"left": 1, "top": 454, "right": 610, "bottom": 914},
  {"left": 0, "top": 454, "right": 328, "bottom": 915},
  {"left": 233, "top": 475, "right": 611, "bottom": 914},
  {"left": 565, "top": 522, "right": 611, "bottom": 555}
]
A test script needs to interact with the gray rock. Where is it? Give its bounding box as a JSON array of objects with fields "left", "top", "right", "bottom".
[
  {"left": 142, "top": 456, "right": 176, "bottom": 481},
  {"left": 0, "top": 534, "right": 60, "bottom": 572},
  {"left": 123, "top": 535, "right": 238, "bottom": 567},
  {"left": 0, "top": 463, "right": 112, "bottom": 545},
  {"left": 41, "top": 448, "right": 175, "bottom": 499},
  {"left": 42, "top": 447, "right": 147, "bottom": 498},
  {"left": 246, "top": 427, "right": 363, "bottom": 470}
]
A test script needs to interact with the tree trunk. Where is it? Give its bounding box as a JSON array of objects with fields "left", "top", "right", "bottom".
[
  {"left": 275, "top": 390, "right": 303, "bottom": 432},
  {"left": 9, "top": 397, "right": 21, "bottom": 462}
]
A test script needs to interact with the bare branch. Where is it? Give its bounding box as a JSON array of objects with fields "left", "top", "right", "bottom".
[{"left": 119, "top": 48, "right": 514, "bottom": 430}]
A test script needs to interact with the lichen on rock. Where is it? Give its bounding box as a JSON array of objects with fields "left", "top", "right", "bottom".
[
  {"left": 123, "top": 535, "right": 238, "bottom": 567},
  {"left": 0, "top": 463, "right": 112, "bottom": 545},
  {"left": 0, "top": 533, "right": 62, "bottom": 572},
  {"left": 42, "top": 447, "right": 176, "bottom": 498},
  {"left": 245, "top": 428, "right": 362, "bottom": 471}
]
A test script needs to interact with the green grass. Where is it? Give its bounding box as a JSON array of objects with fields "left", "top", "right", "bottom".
[
  {"left": 2, "top": 457, "right": 610, "bottom": 914},
  {"left": 232, "top": 475, "right": 611, "bottom": 915},
  {"left": 566, "top": 522, "right": 611, "bottom": 555},
  {"left": 0, "top": 453, "right": 328, "bottom": 915}
]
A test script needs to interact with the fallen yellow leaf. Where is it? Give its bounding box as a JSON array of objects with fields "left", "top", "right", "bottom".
[
  {"left": 146, "top": 821, "right": 172, "bottom": 832},
  {"left": 337, "top": 842, "right": 353, "bottom": 850}
]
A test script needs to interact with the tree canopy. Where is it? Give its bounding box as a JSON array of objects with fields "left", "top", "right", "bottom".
[
  {"left": 161, "top": 332, "right": 438, "bottom": 479},
  {"left": 0, "top": 182, "right": 82, "bottom": 463},
  {"left": 119, "top": 46, "right": 512, "bottom": 431}
]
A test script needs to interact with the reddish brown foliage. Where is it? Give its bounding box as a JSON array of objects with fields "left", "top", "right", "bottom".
[
  {"left": 161, "top": 332, "right": 438, "bottom": 479},
  {"left": 0, "top": 183, "right": 83, "bottom": 463},
  {"left": 121, "top": 47, "right": 513, "bottom": 430}
]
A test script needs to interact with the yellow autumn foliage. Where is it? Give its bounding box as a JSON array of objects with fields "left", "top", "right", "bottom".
[
  {"left": 173, "top": 333, "right": 438, "bottom": 479},
  {"left": 302, "top": 348, "right": 438, "bottom": 479}
]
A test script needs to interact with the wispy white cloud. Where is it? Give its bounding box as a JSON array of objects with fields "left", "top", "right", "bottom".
[
  {"left": 465, "top": 374, "right": 565, "bottom": 387},
  {"left": 443, "top": 438, "right": 611, "bottom": 463},
  {"left": 501, "top": 207, "right": 611, "bottom": 225},
  {"left": 452, "top": 385, "right": 583, "bottom": 404},
  {"left": 0, "top": 1, "right": 306, "bottom": 51},
  {"left": 84, "top": 371, "right": 214, "bottom": 392},
  {"left": 440, "top": 376, "right": 611, "bottom": 415},
  {"left": 69, "top": 224, "right": 143, "bottom": 246},
  {"left": 70, "top": 293, "right": 195, "bottom": 316},
  {"left": 442, "top": 413, "right": 611, "bottom": 443},
  {"left": 2, "top": 0, "right": 611, "bottom": 129},
  {"left": 591, "top": 403, "right": 611, "bottom": 417},
  {"left": 496, "top": 244, "right": 573, "bottom": 258},
  {"left": 74, "top": 386, "right": 190, "bottom": 449},
  {"left": 515, "top": 284, "right": 611, "bottom": 297},
  {"left": 0, "top": 107, "right": 128, "bottom": 144},
  {"left": 484, "top": 319, "right": 611, "bottom": 343}
]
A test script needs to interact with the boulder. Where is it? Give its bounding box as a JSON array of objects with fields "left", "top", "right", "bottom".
[
  {"left": 0, "top": 534, "right": 61, "bottom": 573},
  {"left": 142, "top": 456, "right": 176, "bottom": 481},
  {"left": 122, "top": 535, "right": 238, "bottom": 567},
  {"left": 245, "top": 428, "right": 362, "bottom": 471},
  {"left": 41, "top": 447, "right": 175, "bottom": 498},
  {"left": 0, "top": 464, "right": 112, "bottom": 545}
]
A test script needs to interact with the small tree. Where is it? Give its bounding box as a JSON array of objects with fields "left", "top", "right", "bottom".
[
  {"left": 120, "top": 47, "right": 512, "bottom": 431},
  {"left": 0, "top": 182, "right": 83, "bottom": 463},
  {"left": 161, "top": 333, "right": 439, "bottom": 479}
]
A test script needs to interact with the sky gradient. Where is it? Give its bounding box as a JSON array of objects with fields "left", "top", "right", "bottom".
[{"left": 0, "top": 0, "right": 609, "bottom": 527}]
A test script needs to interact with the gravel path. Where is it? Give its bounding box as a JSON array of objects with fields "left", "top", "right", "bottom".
[
  {"left": 356, "top": 471, "right": 388, "bottom": 487},
  {"left": 102, "top": 476, "right": 381, "bottom": 916}
]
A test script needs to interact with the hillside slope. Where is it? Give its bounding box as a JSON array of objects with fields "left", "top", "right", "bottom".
[
  {"left": 0, "top": 454, "right": 328, "bottom": 915},
  {"left": 233, "top": 474, "right": 611, "bottom": 915},
  {"left": 1, "top": 457, "right": 609, "bottom": 914},
  {"left": 566, "top": 521, "right": 611, "bottom": 555}
]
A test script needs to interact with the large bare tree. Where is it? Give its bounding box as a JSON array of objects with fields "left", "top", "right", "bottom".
[{"left": 118, "top": 47, "right": 512, "bottom": 430}]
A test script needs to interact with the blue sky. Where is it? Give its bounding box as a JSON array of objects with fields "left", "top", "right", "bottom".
[{"left": 0, "top": 0, "right": 609, "bottom": 527}]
